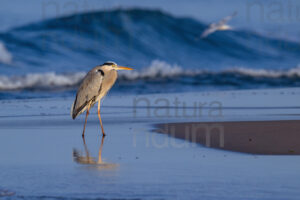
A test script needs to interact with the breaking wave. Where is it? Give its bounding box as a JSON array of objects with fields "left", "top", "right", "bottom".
[
  {"left": 1, "top": 60, "right": 300, "bottom": 91},
  {"left": 0, "top": 8, "right": 300, "bottom": 98},
  {"left": 119, "top": 60, "right": 300, "bottom": 79},
  {"left": 0, "top": 72, "right": 85, "bottom": 90},
  {"left": 1, "top": 8, "right": 300, "bottom": 74}
]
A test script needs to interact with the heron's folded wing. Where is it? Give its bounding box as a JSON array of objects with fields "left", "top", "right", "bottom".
[{"left": 72, "top": 72, "right": 103, "bottom": 119}]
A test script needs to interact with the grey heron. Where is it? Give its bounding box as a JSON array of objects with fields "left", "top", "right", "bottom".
[
  {"left": 71, "top": 61, "right": 133, "bottom": 137},
  {"left": 200, "top": 11, "right": 237, "bottom": 39}
]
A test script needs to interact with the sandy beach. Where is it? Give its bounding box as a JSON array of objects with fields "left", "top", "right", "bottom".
[
  {"left": 1, "top": 88, "right": 300, "bottom": 199},
  {"left": 156, "top": 120, "right": 300, "bottom": 155}
]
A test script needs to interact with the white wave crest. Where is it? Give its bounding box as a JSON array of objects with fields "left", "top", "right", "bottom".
[
  {"left": 118, "top": 60, "right": 186, "bottom": 80},
  {"left": 0, "top": 41, "right": 13, "bottom": 64},
  {"left": 119, "top": 60, "right": 300, "bottom": 80},
  {"left": 0, "top": 60, "right": 300, "bottom": 91},
  {"left": 0, "top": 72, "right": 86, "bottom": 90},
  {"left": 225, "top": 66, "right": 300, "bottom": 78}
]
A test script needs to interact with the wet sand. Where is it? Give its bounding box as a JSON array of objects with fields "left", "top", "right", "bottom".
[
  {"left": 156, "top": 120, "right": 300, "bottom": 155},
  {"left": 1, "top": 88, "right": 300, "bottom": 199}
]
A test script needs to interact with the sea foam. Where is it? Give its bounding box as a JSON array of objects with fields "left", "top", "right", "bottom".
[{"left": 0, "top": 60, "right": 300, "bottom": 91}]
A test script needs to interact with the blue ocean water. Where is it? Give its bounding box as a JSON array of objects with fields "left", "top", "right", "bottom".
[{"left": 0, "top": 8, "right": 300, "bottom": 99}]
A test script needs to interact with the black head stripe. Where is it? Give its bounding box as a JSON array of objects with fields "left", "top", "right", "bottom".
[
  {"left": 102, "top": 61, "right": 116, "bottom": 66},
  {"left": 97, "top": 69, "right": 105, "bottom": 76}
]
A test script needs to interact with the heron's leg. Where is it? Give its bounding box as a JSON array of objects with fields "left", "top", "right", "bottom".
[
  {"left": 98, "top": 100, "right": 106, "bottom": 137},
  {"left": 82, "top": 106, "right": 90, "bottom": 138}
]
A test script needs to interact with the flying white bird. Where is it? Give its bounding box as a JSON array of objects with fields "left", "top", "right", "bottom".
[{"left": 200, "top": 12, "right": 237, "bottom": 39}]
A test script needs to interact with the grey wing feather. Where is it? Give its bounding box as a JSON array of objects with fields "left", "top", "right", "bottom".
[
  {"left": 71, "top": 71, "right": 103, "bottom": 119},
  {"left": 201, "top": 11, "right": 237, "bottom": 38},
  {"left": 218, "top": 11, "right": 237, "bottom": 26},
  {"left": 201, "top": 24, "right": 217, "bottom": 38}
]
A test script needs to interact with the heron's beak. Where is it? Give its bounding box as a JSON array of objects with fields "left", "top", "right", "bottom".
[{"left": 115, "top": 66, "right": 133, "bottom": 70}]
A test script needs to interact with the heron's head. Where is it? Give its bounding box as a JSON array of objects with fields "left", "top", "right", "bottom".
[{"left": 101, "top": 61, "right": 133, "bottom": 71}]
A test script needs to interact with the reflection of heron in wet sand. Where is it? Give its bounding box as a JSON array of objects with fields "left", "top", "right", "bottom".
[
  {"left": 73, "top": 136, "right": 117, "bottom": 169},
  {"left": 200, "top": 11, "right": 237, "bottom": 39}
]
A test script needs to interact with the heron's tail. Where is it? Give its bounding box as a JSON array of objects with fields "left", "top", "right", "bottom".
[
  {"left": 71, "top": 101, "right": 76, "bottom": 119},
  {"left": 71, "top": 99, "right": 88, "bottom": 119}
]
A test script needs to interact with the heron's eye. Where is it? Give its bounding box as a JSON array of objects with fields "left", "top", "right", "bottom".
[{"left": 97, "top": 69, "right": 105, "bottom": 76}]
